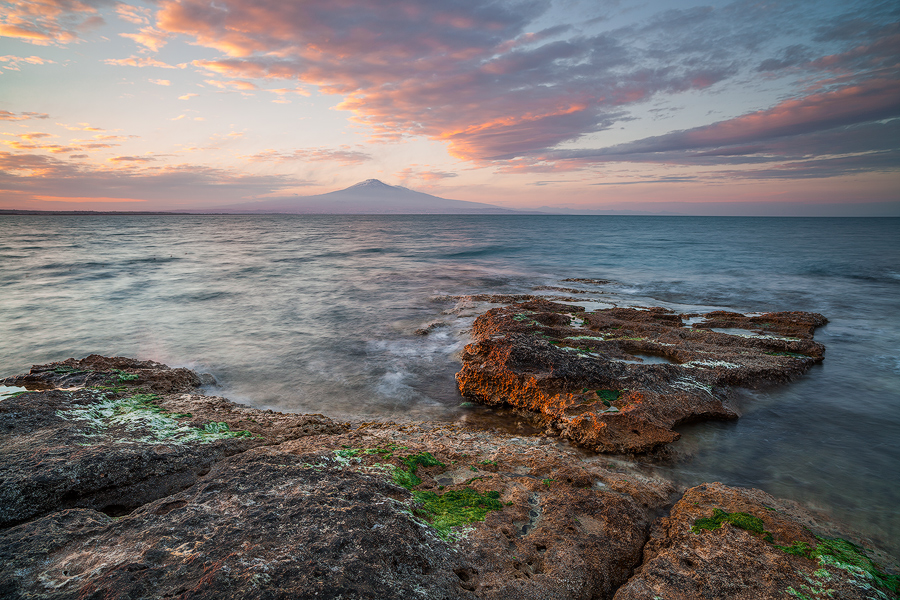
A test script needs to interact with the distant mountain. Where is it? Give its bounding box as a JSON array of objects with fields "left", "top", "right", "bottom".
[{"left": 202, "top": 179, "right": 526, "bottom": 214}]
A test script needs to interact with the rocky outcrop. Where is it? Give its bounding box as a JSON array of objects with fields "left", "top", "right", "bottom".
[
  {"left": 456, "top": 300, "right": 827, "bottom": 453},
  {"left": 614, "top": 482, "right": 899, "bottom": 600},
  {"left": 1, "top": 357, "right": 895, "bottom": 600},
  {"left": 0, "top": 355, "right": 346, "bottom": 527}
]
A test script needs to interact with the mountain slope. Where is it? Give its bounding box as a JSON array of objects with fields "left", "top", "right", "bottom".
[{"left": 207, "top": 179, "right": 522, "bottom": 214}]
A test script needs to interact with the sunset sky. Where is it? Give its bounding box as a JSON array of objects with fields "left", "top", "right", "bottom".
[{"left": 1, "top": 0, "right": 898, "bottom": 214}]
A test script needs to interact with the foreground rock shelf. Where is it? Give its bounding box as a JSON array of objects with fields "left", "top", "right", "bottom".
[
  {"left": 1, "top": 356, "right": 896, "bottom": 599},
  {"left": 457, "top": 300, "right": 829, "bottom": 453}
]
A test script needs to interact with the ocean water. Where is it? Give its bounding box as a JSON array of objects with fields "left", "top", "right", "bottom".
[{"left": 1, "top": 215, "right": 898, "bottom": 556}]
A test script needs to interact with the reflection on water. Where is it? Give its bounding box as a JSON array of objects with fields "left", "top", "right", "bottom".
[{"left": 0, "top": 214, "right": 898, "bottom": 556}]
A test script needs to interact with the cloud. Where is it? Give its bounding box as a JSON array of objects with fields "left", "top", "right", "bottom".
[
  {"left": 103, "top": 56, "right": 179, "bottom": 68},
  {"left": 0, "top": 110, "right": 49, "bottom": 121},
  {"left": 0, "top": 55, "right": 55, "bottom": 70},
  {"left": 0, "top": 0, "right": 111, "bottom": 46},
  {"left": 145, "top": 0, "right": 900, "bottom": 179},
  {"left": 159, "top": 0, "right": 846, "bottom": 163},
  {"left": 266, "top": 87, "right": 310, "bottom": 97},
  {"left": 178, "top": 93, "right": 198, "bottom": 99},
  {"left": 115, "top": 4, "right": 151, "bottom": 26},
  {"left": 150, "top": 78, "right": 171, "bottom": 86},
  {"left": 246, "top": 146, "right": 371, "bottom": 165},
  {"left": 551, "top": 78, "right": 900, "bottom": 161},
  {"left": 0, "top": 151, "right": 310, "bottom": 204},
  {"left": 16, "top": 132, "right": 55, "bottom": 141},
  {"left": 57, "top": 122, "right": 104, "bottom": 131},
  {"left": 108, "top": 155, "right": 156, "bottom": 163},
  {"left": 396, "top": 167, "right": 458, "bottom": 182},
  {"left": 204, "top": 79, "right": 258, "bottom": 91},
  {"left": 120, "top": 27, "right": 169, "bottom": 52}
]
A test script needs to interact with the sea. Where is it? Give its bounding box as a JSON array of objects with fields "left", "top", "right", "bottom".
[{"left": 1, "top": 214, "right": 898, "bottom": 557}]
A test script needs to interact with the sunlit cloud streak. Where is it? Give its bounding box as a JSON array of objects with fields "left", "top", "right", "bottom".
[
  {"left": 246, "top": 146, "right": 372, "bottom": 165},
  {"left": 0, "top": 151, "right": 310, "bottom": 203}
]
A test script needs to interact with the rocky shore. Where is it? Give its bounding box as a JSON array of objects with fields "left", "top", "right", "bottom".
[{"left": 2, "top": 351, "right": 897, "bottom": 599}]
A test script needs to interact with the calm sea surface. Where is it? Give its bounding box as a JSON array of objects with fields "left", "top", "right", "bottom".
[{"left": 1, "top": 215, "right": 898, "bottom": 555}]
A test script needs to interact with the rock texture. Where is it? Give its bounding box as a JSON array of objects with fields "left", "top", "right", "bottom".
[
  {"left": 456, "top": 300, "right": 827, "bottom": 453},
  {"left": 614, "top": 482, "right": 899, "bottom": 600},
  {"left": 0, "top": 355, "right": 345, "bottom": 527},
  {"left": 1, "top": 356, "right": 895, "bottom": 600}
]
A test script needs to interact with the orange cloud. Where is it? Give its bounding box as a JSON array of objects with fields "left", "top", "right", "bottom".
[
  {"left": 121, "top": 27, "right": 169, "bottom": 52},
  {"left": 115, "top": 4, "right": 150, "bottom": 26},
  {"left": 0, "top": 0, "right": 104, "bottom": 46},
  {"left": 0, "top": 54, "right": 55, "bottom": 69},
  {"left": 204, "top": 78, "right": 258, "bottom": 91},
  {"left": 0, "top": 110, "right": 49, "bottom": 121},
  {"left": 17, "top": 132, "right": 55, "bottom": 140}
]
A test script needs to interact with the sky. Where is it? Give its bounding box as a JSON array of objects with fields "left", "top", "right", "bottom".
[{"left": 1, "top": 0, "right": 898, "bottom": 214}]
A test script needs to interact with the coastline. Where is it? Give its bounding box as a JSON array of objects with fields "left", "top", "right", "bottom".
[{"left": 2, "top": 353, "right": 897, "bottom": 599}]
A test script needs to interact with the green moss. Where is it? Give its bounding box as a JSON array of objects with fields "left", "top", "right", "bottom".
[
  {"left": 780, "top": 540, "right": 815, "bottom": 557},
  {"left": 57, "top": 392, "right": 254, "bottom": 444},
  {"left": 772, "top": 535, "right": 899, "bottom": 597},
  {"left": 413, "top": 488, "right": 502, "bottom": 540},
  {"left": 52, "top": 365, "right": 88, "bottom": 374},
  {"left": 596, "top": 389, "right": 621, "bottom": 402},
  {"left": 391, "top": 452, "right": 444, "bottom": 488},
  {"left": 811, "top": 538, "right": 898, "bottom": 595},
  {"left": 691, "top": 508, "right": 773, "bottom": 542},
  {"left": 765, "top": 351, "right": 808, "bottom": 358},
  {"left": 112, "top": 369, "right": 139, "bottom": 382}
]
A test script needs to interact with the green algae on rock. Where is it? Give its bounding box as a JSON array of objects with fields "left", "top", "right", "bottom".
[{"left": 57, "top": 392, "right": 255, "bottom": 445}]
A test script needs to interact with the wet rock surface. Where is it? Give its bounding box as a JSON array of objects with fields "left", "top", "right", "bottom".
[
  {"left": 1, "top": 357, "right": 896, "bottom": 599},
  {"left": 614, "top": 482, "right": 899, "bottom": 600},
  {"left": 456, "top": 300, "right": 828, "bottom": 453},
  {"left": 0, "top": 355, "right": 345, "bottom": 527}
]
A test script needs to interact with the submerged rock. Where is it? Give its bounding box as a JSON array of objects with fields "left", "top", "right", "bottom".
[
  {"left": 1, "top": 356, "right": 895, "bottom": 600},
  {"left": 456, "top": 300, "right": 827, "bottom": 454}
]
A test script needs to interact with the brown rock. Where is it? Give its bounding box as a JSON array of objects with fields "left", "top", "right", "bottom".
[
  {"left": 614, "top": 482, "right": 898, "bottom": 600},
  {"left": 456, "top": 300, "right": 827, "bottom": 453}
]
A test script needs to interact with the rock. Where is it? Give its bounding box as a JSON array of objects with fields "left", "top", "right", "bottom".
[
  {"left": 0, "top": 451, "right": 472, "bottom": 600},
  {"left": 0, "top": 358, "right": 346, "bottom": 527},
  {"left": 417, "top": 320, "right": 449, "bottom": 335},
  {"left": 1, "top": 357, "right": 894, "bottom": 600},
  {"left": 456, "top": 300, "right": 827, "bottom": 453},
  {"left": 0, "top": 354, "right": 208, "bottom": 393},
  {"left": 613, "top": 482, "right": 899, "bottom": 600}
]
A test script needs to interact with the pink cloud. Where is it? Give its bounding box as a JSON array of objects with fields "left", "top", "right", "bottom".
[
  {"left": 157, "top": 0, "right": 737, "bottom": 162},
  {"left": 120, "top": 27, "right": 170, "bottom": 52},
  {"left": 246, "top": 146, "right": 371, "bottom": 165},
  {"left": 0, "top": 0, "right": 110, "bottom": 45}
]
